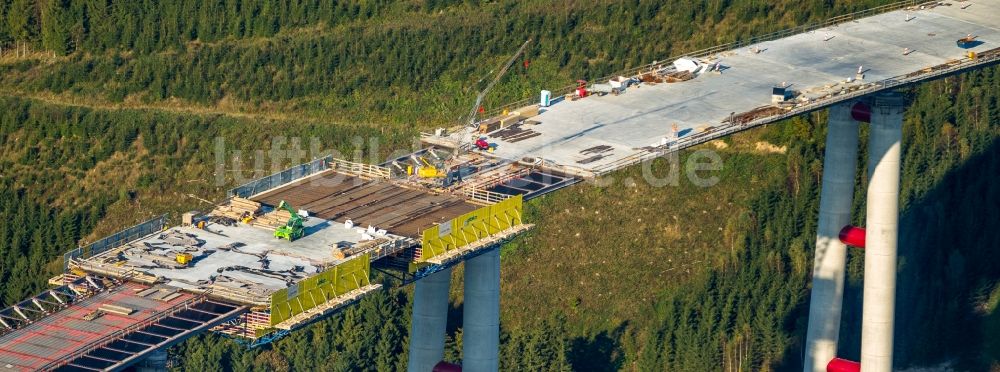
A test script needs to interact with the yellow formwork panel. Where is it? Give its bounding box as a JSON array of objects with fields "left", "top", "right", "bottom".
[
  {"left": 270, "top": 288, "right": 292, "bottom": 326},
  {"left": 461, "top": 205, "right": 493, "bottom": 241},
  {"left": 417, "top": 195, "right": 523, "bottom": 262},
  {"left": 421, "top": 225, "right": 443, "bottom": 259},
  {"left": 334, "top": 253, "right": 371, "bottom": 294},
  {"left": 270, "top": 253, "right": 371, "bottom": 326},
  {"left": 488, "top": 194, "right": 523, "bottom": 233}
]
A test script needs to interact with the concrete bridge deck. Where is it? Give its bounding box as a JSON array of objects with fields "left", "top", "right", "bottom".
[{"left": 427, "top": 0, "right": 1000, "bottom": 177}]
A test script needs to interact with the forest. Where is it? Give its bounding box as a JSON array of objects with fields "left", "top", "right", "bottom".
[
  {"left": 0, "top": 0, "right": 998, "bottom": 371},
  {"left": 0, "top": 0, "right": 895, "bottom": 126}
]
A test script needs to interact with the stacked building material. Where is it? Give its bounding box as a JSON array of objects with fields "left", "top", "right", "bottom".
[
  {"left": 639, "top": 72, "right": 665, "bottom": 83},
  {"left": 98, "top": 304, "right": 134, "bottom": 316},
  {"left": 491, "top": 123, "right": 540, "bottom": 143},
  {"left": 253, "top": 209, "right": 293, "bottom": 230},
  {"left": 210, "top": 197, "right": 261, "bottom": 220},
  {"left": 479, "top": 105, "right": 540, "bottom": 134},
  {"left": 515, "top": 104, "right": 540, "bottom": 118},
  {"left": 333, "top": 239, "right": 388, "bottom": 260}
]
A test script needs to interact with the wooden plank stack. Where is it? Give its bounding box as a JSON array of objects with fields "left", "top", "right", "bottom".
[
  {"left": 253, "top": 208, "right": 293, "bottom": 230},
  {"left": 209, "top": 197, "right": 261, "bottom": 220},
  {"left": 332, "top": 239, "right": 387, "bottom": 260},
  {"left": 479, "top": 110, "right": 533, "bottom": 135},
  {"left": 515, "top": 104, "right": 540, "bottom": 118},
  {"left": 98, "top": 304, "right": 134, "bottom": 316}
]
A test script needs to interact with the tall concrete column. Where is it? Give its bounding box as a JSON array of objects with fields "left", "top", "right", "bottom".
[
  {"left": 803, "top": 102, "right": 859, "bottom": 372},
  {"left": 408, "top": 267, "right": 453, "bottom": 372},
  {"left": 463, "top": 247, "right": 500, "bottom": 372},
  {"left": 861, "top": 92, "right": 905, "bottom": 372},
  {"left": 137, "top": 349, "right": 168, "bottom": 372}
]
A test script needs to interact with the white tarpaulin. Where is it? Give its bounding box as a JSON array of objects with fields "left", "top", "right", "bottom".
[{"left": 673, "top": 57, "right": 700, "bottom": 73}]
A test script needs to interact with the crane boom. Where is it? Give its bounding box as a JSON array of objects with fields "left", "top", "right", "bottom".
[{"left": 464, "top": 39, "right": 532, "bottom": 127}]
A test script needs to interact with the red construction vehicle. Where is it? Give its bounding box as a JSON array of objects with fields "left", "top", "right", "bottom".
[{"left": 475, "top": 137, "right": 493, "bottom": 151}]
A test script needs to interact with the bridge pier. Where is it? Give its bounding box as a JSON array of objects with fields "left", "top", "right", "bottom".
[
  {"left": 408, "top": 267, "right": 454, "bottom": 372},
  {"left": 861, "top": 92, "right": 905, "bottom": 372},
  {"left": 804, "top": 101, "right": 860, "bottom": 372},
  {"left": 463, "top": 247, "right": 501, "bottom": 372}
]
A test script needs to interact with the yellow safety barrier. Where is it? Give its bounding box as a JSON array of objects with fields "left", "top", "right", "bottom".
[
  {"left": 270, "top": 253, "right": 371, "bottom": 325},
  {"left": 418, "top": 195, "right": 523, "bottom": 262}
]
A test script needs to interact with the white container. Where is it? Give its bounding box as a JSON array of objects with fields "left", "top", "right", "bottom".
[{"left": 540, "top": 90, "right": 552, "bottom": 107}]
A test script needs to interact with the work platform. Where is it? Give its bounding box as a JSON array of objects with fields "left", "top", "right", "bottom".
[
  {"left": 425, "top": 0, "right": 1000, "bottom": 177},
  {"left": 252, "top": 170, "right": 479, "bottom": 238},
  {"left": 51, "top": 158, "right": 530, "bottom": 352},
  {"left": 71, "top": 215, "right": 411, "bottom": 306},
  {"left": 0, "top": 280, "right": 243, "bottom": 372}
]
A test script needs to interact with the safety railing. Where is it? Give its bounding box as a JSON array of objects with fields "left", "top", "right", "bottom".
[
  {"left": 330, "top": 158, "right": 392, "bottom": 180},
  {"left": 483, "top": 0, "right": 932, "bottom": 120},
  {"left": 352, "top": 237, "right": 420, "bottom": 263},
  {"left": 229, "top": 156, "right": 332, "bottom": 198},
  {"left": 459, "top": 167, "right": 531, "bottom": 192},
  {"left": 458, "top": 187, "right": 514, "bottom": 205},
  {"left": 588, "top": 46, "right": 1000, "bottom": 176},
  {"left": 63, "top": 215, "right": 168, "bottom": 271}
]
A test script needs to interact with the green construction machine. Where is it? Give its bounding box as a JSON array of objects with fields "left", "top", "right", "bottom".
[{"left": 274, "top": 200, "right": 305, "bottom": 241}]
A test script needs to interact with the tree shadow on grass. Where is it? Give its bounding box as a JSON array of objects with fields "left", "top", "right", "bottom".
[{"left": 569, "top": 322, "right": 628, "bottom": 371}]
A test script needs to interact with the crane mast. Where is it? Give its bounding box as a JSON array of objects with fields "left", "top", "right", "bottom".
[{"left": 463, "top": 39, "right": 532, "bottom": 128}]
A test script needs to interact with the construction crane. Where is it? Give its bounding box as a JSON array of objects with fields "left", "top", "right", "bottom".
[
  {"left": 462, "top": 39, "right": 532, "bottom": 128},
  {"left": 458, "top": 39, "right": 532, "bottom": 152},
  {"left": 274, "top": 201, "right": 305, "bottom": 241}
]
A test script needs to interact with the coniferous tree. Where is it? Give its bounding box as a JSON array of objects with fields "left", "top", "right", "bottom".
[{"left": 40, "top": 0, "right": 70, "bottom": 55}]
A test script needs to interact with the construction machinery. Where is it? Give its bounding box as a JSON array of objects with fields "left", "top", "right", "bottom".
[
  {"left": 458, "top": 39, "right": 532, "bottom": 153},
  {"left": 475, "top": 137, "right": 494, "bottom": 151},
  {"left": 274, "top": 201, "right": 305, "bottom": 241},
  {"left": 175, "top": 252, "right": 194, "bottom": 266},
  {"left": 413, "top": 155, "right": 447, "bottom": 179},
  {"left": 461, "top": 39, "right": 532, "bottom": 128}
]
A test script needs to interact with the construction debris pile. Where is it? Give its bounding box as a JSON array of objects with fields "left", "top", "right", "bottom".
[{"left": 117, "top": 230, "right": 213, "bottom": 269}]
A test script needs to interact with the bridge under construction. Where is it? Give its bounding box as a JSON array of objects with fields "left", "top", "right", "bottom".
[{"left": 1, "top": 1, "right": 999, "bottom": 371}]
